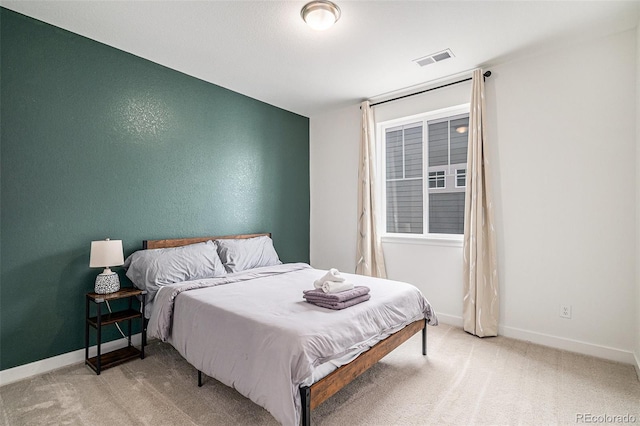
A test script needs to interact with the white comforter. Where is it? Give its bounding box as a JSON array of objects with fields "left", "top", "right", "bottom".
[{"left": 147, "top": 263, "right": 437, "bottom": 426}]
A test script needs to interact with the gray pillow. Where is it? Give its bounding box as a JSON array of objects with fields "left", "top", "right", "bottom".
[
  {"left": 216, "top": 236, "right": 282, "bottom": 273},
  {"left": 123, "top": 240, "right": 225, "bottom": 301}
]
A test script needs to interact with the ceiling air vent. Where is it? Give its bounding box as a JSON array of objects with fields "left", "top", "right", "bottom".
[{"left": 413, "top": 49, "right": 454, "bottom": 67}]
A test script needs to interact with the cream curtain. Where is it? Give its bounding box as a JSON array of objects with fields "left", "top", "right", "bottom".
[
  {"left": 463, "top": 69, "right": 499, "bottom": 337},
  {"left": 356, "top": 101, "right": 387, "bottom": 278}
]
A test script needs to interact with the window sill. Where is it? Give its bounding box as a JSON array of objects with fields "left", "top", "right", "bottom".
[{"left": 381, "top": 234, "right": 463, "bottom": 247}]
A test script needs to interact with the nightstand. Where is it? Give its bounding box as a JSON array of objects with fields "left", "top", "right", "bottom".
[{"left": 85, "top": 287, "right": 146, "bottom": 375}]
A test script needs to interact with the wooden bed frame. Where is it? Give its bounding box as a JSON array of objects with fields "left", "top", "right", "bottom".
[{"left": 143, "top": 233, "right": 427, "bottom": 426}]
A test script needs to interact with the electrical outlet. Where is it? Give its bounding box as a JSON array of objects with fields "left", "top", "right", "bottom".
[{"left": 560, "top": 305, "right": 572, "bottom": 319}]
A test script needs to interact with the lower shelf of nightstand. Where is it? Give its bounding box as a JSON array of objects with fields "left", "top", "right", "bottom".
[{"left": 86, "top": 345, "right": 142, "bottom": 374}]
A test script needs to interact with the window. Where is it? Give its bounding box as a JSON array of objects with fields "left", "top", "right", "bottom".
[
  {"left": 428, "top": 171, "right": 445, "bottom": 189},
  {"left": 381, "top": 107, "right": 469, "bottom": 237},
  {"left": 455, "top": 169, "right": 466, "bottom": 188}
]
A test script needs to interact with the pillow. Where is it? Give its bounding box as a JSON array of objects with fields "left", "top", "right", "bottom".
[
  {"left": 216, "top": 235, "right": 282, "bottom": 273},
  {"left": 123, "top": 240, "right": 225, "bottom": 301}
]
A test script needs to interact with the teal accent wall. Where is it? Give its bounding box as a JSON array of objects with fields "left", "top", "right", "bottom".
[{"left": 0, "top": 8, "right": 310, "bottom": 370}]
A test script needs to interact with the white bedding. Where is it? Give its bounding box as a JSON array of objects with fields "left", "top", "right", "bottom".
[
  {"left": 147, "top": 263, "right": 437, "bottom": 426},
  {"left": 298, "top": 319, "right": 417, "bottom": 387}
]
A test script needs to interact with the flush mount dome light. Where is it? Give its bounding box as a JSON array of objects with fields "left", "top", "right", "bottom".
[{"left": 301, "top": 0, "right": 341, "bottom": 31}]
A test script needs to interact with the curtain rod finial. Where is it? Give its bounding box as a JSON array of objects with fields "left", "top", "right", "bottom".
[{"left": 483, "top": 70, "right": 492, "bottom": 78}]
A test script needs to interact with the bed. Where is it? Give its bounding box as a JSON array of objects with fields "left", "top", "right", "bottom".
[{"left": 126, "top": 233, "right": 438, "bottom": 426}]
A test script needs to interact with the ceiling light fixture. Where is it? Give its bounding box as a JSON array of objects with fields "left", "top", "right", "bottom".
[
  {"left": 301, "top": 0, "right": 341, "bottom": 31},
  {"left": 455, "top": 126, "right": 468, "bottom": 134}
]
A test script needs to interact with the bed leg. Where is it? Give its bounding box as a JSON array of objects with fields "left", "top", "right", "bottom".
[
  {"left": 422, "top": 319, "right": 427, "bottom": 356},
  {"left": 198, "top": 370, "right": 203, "bottom": 387},
  {"left": 143, "top": 318, "right": 149, "bottom": 347},
  {"left": 300, "top": 386, "right": 311, "bottom": 426}
]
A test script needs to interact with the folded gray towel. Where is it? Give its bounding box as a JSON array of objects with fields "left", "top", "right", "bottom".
[
  {"left": 305, "top": 294, "right": 371, "bottom": 310},
  {"left": 302, "top": 286, "right": 370, "bottom": 302}
]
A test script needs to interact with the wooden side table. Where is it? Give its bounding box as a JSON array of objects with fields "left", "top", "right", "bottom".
[{"left": 85, "top": 287, "right": 146, "bottom": 374}]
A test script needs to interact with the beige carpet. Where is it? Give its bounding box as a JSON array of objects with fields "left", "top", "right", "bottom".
[{"left": 1, "top": 324, "right": 639, "bottom": 425}]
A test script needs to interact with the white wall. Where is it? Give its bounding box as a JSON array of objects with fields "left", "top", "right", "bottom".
[
  {"left": 635, "top": 22, "right": 640, "bottom": 375},
  {"left": 310, "top": 29, "right": 637, "bottom": 363},
  {"left": 309, "top": 104, "right": 360, "bottom": 274},
  {"left": 488, "top": 30, "right": 635, "bottom": 361}
]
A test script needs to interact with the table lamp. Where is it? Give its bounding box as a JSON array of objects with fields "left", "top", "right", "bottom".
[{"left": 90, "top": 238, "right": 124, "bottom": 294}]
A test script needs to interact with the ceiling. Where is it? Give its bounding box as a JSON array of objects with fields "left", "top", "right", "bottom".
[{"left": 1, "top": 1, "right": 638, "bottom": 117}]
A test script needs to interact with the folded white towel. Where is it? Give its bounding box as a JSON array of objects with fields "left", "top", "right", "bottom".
[
  {"left": 321, "top": 280, "right": 354, "bottom": 294},
  {"left": 313, "top": 268, "right": 345, "bottom": 289}
]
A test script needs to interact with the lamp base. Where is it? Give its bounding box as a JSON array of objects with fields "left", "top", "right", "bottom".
[{"left": 95, "top": 272, "right": 120, "bottom": 294}]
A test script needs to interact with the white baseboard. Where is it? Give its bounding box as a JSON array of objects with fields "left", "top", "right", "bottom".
[
  {"left": 498, "top": 325, "right": 635, "bottom": 364},
  {"left": 634, "top": 351, "right": 640, "bottom": 381},
  {"left": 433, "top": 313, "right": 463, "bottom": 327},
  {"left": 434, "top": 314, "right": 635, "bottom": 365},
  {"left": 0, "top": 334, "right": 142, "bottom": 387}
]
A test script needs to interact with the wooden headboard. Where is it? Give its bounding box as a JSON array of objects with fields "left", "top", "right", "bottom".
[{"left": 142, "top": 233, "right": 271, "bottom": 250}]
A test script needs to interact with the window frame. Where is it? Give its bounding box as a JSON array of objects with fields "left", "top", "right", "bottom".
[
  {"left": 377, "top": 104, "right": 469, "bottom": 245},
  {"left": 455, "top": 168, "right": 467, "bottom": 188}
]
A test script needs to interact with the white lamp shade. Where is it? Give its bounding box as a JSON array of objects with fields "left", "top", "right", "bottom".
[{"left": 89, "top": 239, "right": 124, "bottom": 268}]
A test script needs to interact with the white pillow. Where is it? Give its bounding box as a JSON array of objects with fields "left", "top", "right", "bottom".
[
  {"left": 123, "top": 240, "right": 225, "bottom": 301},
  {"left": 216, "top": 236, "right": 282, "bottom": 273}
]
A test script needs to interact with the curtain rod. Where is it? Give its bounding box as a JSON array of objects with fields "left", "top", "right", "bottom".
[{"left": 367, "top": 70, "right": 491, "bottom": 108}]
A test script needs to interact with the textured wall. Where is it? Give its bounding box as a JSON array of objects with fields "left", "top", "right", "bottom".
[{"left": 0, "top": 8, "right": 309, "bottom": 370}]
